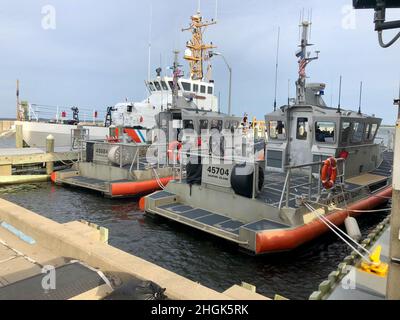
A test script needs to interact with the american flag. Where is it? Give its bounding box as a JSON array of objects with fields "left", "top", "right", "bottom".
[{"left": 299, "top": 58, "right": 307, "bottom": 77}]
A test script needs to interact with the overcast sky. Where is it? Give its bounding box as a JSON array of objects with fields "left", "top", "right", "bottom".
[{"left": 1, "top": 0, "right": 399, "bottom": 123}]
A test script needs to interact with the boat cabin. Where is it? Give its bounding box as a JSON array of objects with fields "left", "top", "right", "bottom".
[
  {"left": 155, "top": 108, "right": 243, "bottom": 160},
  {"left": 265, "top": 98, "right": 382, "bottom": 178}
]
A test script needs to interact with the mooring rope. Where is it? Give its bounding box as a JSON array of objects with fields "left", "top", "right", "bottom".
[{"left": 303, "top": 202, "right": 372, "bottom": 263}]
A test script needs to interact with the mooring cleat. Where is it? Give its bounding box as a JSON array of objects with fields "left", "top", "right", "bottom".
[{"left": 360, "top": 245, "right": 389, "bottom": 277}]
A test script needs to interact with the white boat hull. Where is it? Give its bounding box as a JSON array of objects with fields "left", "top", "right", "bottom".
[{"left": 19, "top": 121, "right": 109, "bottom": 148}]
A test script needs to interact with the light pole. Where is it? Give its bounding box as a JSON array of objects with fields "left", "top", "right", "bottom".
[{"left": 209, "top": 51, "right": 232, "bottom": 116}]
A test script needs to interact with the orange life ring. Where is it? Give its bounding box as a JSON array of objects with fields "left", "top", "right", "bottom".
[
  {"left": 106, "top": 136, "right": 120, "bottom": 143},
  {"left": 168, "top": 141, "right": 182, "bottom": 163},
  {"left": 321, "top": 157, "right": 337, "bottom": 190}
]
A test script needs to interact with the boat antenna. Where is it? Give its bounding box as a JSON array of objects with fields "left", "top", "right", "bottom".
[
  {"left": 147, "top": 2, "right": 153, "bottom": 82},
  {"left": 287, "top": 79, "right": 291, "bottom": 106},
  {"left": 218, "top": 91, "right": 221, "bottom": 113},
  {"left": 215, "top": 0, "right": 219, "bottom": 21},
  {"left": 197, "top": 0, "right": 201, "bottom": 13},
  {"left": 337, "top": 75, "right": 342, "bottom": 113},
  {"left": 16, "top": 79, "right": 21, "bottom": 121},
  {"left": 358, "top": 81, "right": 363, "bottom": 115},
  {"left": 273, "top": 27, "right": 281, "bottom": 112},
  {"left": 172, "top": 50, "right": 182, "bottom": 109},
  {"left": 395, "top": 80, "right": 400, "bottom": 119}
]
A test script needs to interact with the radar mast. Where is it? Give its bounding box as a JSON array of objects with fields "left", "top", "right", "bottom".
[
  {"left": 295, "top": 19, "right": 319, "bottom": 105},
  {"left": 182, "top": 11, "right": 217, "bottom": 81}
]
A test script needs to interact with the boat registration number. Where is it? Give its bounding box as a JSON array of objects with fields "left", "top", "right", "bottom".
[{"left": 202, "top": 164, "right": 233, "bottom": 188}]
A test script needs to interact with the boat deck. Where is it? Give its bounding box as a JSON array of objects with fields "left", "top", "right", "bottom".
[
  {"left": 259, "top": 151, "right": 393, "bottom": 208},
  {"left": 53, "top": 163, "right": 174, "bottom": 198},
  {"left": 147, "top": 190, "right": 291, "bottom": 243}
]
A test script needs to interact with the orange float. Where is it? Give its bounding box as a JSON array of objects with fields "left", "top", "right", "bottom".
[
  {"left": 111, "top": 176, "right": 174, "bottom": 197},
  {"left": 255, "top": 186, "right": 392, "bottom": 254},
  {"left": 321, "top": 157, "right": 338, "bottom": 190}
]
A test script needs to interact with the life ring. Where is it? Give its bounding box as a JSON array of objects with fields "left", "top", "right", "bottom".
[
  {"left": 106, "top": 136, "right": 120, "bottom": 143},
  {"left": 321, "top": 157, "right": 338, "bottom": 190},
  {"left": 168, "top": 141, "right": 182, "bottom": 163}
]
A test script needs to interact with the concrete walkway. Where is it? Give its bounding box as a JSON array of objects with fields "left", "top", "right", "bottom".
[{"left": 0, "top": 198, "right": 269, "bottom": 300}]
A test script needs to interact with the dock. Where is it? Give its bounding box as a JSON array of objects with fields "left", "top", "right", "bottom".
[
  {"left": 0, "top": 197, "right": 269, "bottom": 300},
  {"left": 0, "top": 139, "right": 79, "bottom": 185},
  {"left": 309, "top": 215, "right": 391, "bottom": 300}
]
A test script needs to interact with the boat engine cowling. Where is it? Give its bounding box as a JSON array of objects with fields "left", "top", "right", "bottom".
[{"left": 230, "top": 163, "right": 265, "bottom": 198}]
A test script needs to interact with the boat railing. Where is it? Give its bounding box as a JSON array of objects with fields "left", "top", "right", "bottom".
[
  {"left": 26, "top": 103, "right": 104, "bottom": 124},
  {"left": 278, "top": 157, "right": 346, "bottom": 209}
]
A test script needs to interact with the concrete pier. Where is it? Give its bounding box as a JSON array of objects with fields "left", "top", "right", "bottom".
[{"left": 0, "top": 198, "right": 269, "bottom": 300}]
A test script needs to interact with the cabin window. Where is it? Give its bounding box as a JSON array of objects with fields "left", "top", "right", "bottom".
[
  {"left": 193, "top": 84, "right": 199, "bottom": 93},
  {"left": 199, "top": 120, "right": 209, "bottom": 130},
  {"left": 341, "top": 122, "right": 351, "bottom": 144},
  {"left": 231, "top": 121, "right": 239, "bottom": 129},
  {"left": 210, "top": 119, "right": 223, "bottom": 132},
  {"left": 225, "top": 120, "right": 238, "bottom": 131},
  {"left": 200, "top": 85, "right": 206, "bottom": 94},
  {"left": 351, "top": 122, "right": 365, "bottom": 143},
  {"left": 269, "top": 120, "right": 286, "bottom": 140},
  {"left": 149, "top": 82, "right": 155, "bottom": 91},
  {"left": 181, "top": 82, "right": 191, "bottom": 91},
  {"left": 161, "top": 81, "right": 168, "bottom": 91},
  {"left": 208, "top": 87, "right": 213, "bottom": 95},
  {"left": 183, "top": 120, "right": 194, "bottom": 130},
  {"left": 296, "top": 118, "right": 309, "bottom": 140},
  {"left": 154, "top": 81, "right": 162, "bottom": 91},
  {"left": 367, "top": 123, "right": 379, "bottom": 141},
  {"left": 127, "top": 105, "right": 133, "bottom": 113},
  {"left": 168, "top": 81, "right": 179, "bottom": 91},
  {"left": 315, "top": 121, "right": 335, "bottom": 144}
]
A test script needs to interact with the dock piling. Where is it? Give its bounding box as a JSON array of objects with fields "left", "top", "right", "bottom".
[
  {"left": 15, "top": 124, "right": 23, "bottom": 149},
  {"left": 46, "top": 135, "right": 55, "bottom": 175}
]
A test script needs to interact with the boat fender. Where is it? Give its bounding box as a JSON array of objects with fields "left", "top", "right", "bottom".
[
  {"left": 231, "top": 163, "right": 265, "bottom": 198},
  {"left": 321, "top": 157, "right": 337, "bottom": 190},
  {"left": 344, "top": 216, "right": 362, "bottom": 242}
]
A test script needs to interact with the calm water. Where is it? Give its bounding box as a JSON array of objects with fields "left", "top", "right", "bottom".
[{"left": 0, "top": 136, "right": 389, "bottom": 300}]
